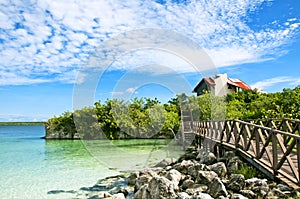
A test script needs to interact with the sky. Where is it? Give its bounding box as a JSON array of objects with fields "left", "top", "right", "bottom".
[{"left": 0, "top": 0, "right": 300, "bottom": 121}]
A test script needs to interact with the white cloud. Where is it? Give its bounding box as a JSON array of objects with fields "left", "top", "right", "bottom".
[
  {"left": 251, "top": 76, "right": 300, "bottom": 90},
  {"left": 0, "top": 0, "right": 299, "bottom": 85}
]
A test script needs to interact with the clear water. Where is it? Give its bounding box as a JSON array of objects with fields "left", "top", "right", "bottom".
[{"left": 0, "top": 125, "right": 184, "bottom": 199}]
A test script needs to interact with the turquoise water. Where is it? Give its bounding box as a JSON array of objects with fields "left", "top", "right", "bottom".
[{"left": 0, "top": 125, "right": 183, "bottom": 199}]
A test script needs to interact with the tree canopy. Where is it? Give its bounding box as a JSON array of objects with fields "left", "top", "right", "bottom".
[{"left": 45, "top": 87, "right": 300, "bottom": 139}]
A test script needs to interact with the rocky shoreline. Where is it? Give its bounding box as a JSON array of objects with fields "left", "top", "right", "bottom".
[{"left": 48, "top": 149, "right": 298, "bottom": 199}]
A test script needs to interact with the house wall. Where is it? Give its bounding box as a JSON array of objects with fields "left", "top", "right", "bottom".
[{"left": 213, "top": 74, "right": 233, "bottom": 96}]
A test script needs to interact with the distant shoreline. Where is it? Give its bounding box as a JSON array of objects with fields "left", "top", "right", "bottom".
[{"left": 0, "top": 122, "right": 45, "bottom": 126}]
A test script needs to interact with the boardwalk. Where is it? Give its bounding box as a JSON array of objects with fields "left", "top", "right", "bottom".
[{"left": 182, "top": 117, "right": 300, "bottom": 189}]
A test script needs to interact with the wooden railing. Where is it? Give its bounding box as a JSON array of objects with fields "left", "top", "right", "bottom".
[{"left": 193, "top": 119, "right": 300, "bottom": 188}]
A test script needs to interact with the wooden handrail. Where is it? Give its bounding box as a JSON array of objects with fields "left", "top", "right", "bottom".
[{"left": 193, "top": 118, "right": 300, "bottom": 188}]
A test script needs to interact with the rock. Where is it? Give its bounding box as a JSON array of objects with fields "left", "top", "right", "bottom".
[
  {"left": 246, "top": 178, "right": 269, "bottom": 198},
  {"left": 208, "top": 162, "right": 227, "bottom": 177},
  {"left": 135, "top": 174, "right": 153, "bottom": 192},
  {"left": 108, "top": 193, "right": 125, "bottom": 199},
  {"left": 267, "top": 188, "right": 287, "bottom": 198},
  {"left": 227, "top": 174, "right": 245, "bottom": 192},
  {"left": 198, "top": 152, "right": 217, "bottom": 165},
  {"left": 196, "top": 171, "right": 218, "bottom": 184},
  {"left": 103, "top": 192, "right": 112, "bottom": 198},
  {"left": 227, "top": 156, "right": 243, "bottom": 174},
  {"left": 185, "top": 184, "right": 208, "bottom": 195},
  {"left": 188, "top": 164, "right": 210, "bottom": 179},
  {"left": 134, "top": 184, "right": 150, "bottom": 199},
  {"left": 164, "top": 169, "right": 182, "bottom": 186},
  {"left": 127, "top": 171, "right": 139, "bottom": 186},
  {"left": 240, "top": 189, "right": 256, "bottom": 199},
  {"left": 174, "top": 160, "right": 195, "bottom": 174},
  {"left": 192, "top": 192, "right": 213, "bottom": 199},
  {"left": 117, "top": 188, "right": 129, "bottom": 197},
  {"left": 276, "top": 184, "right": 293, "bottom": 192},
  {"left": 231, "top": 193, "right": 248, "bottom": 199},
  {"left": 207, "top": 177, "right": 228, "bottom": 198},
  {"left": 181, "top": 179, "right": 195, "bottom": 190},
  {"left": 177, "top": 192, "right": 192, "bottom": 199},
  {"left": 155, "top": 158, "right": 177, "bottom": 168},
  {"left": 148, "top": 176, "right": 177, "bottom": 199}
]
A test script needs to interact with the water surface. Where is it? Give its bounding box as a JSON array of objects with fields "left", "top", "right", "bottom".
[{"left": 0, "top": 125, "right": 183, "bottom": 198}]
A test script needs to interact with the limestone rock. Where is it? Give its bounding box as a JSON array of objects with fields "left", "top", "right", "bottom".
[
  {"left": 134, "top": 184, "right": 150, "bottom": 199},
  {"left": 198, "top": 152, "right": 217, "bottom": 165},
  {"left": 207, "top": 177, "right": 228, "bottom": 198},
  {"left": 148, "top": 176, "right": 177, "bottom": 199},
  {"left": 155, "top": 158, "right": 177, "bottom": 168},
  {"left": 227, "top": 156, "right": 243, "bottom": 174},
  {"left": 231, "top": 193, "right": 248, "bottom": 199},
  {"left": 196, "top": 171, "right": 218, "bottom": 184},
  {"left": 177, "top": 192, "right": 192, "bottom": 199},
  {"left": 164, "top": 169, "right": 182, "bottom": 186},
  {"left": 127, "top": 171, "right": 139, "bottom": 186},
  {"left": 174, "top": 160, "right": 195, "bottom": 174},
  {"left": 208, "top": 162, "right": 227, "bottom": 177},
  {"left": 240, "top": 189, "right": 256, "bottom": 199},
  {"left": 227, "top": 174, "right": 245, "bottom": 192},
  {"left": 188, "top": 164, "right": 210, "bottom": 179},
  {"left": 181, "top": 179, "right": 195, "bottom": 190},
  {"left": 185, "top": 184, "right": 208, "bottom": 195},
  {"left": 267, "top": 188, "right": 287, "bottom": 198},
  {"left": 192, "top": 192, "right": 213, "bottom": 199}
]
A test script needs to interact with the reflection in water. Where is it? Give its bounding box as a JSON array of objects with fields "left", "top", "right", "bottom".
[{"left": 81, "top": 139, "right": 184, "bottom": 171}]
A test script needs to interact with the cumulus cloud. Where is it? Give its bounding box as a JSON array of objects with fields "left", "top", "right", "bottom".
[{"left": 0, "top": 0, "right": 299, "bottom": 85}]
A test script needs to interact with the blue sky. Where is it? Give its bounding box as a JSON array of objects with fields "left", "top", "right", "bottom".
[{"left": 0, "top": 0, "right": 300, "bottom": 121}]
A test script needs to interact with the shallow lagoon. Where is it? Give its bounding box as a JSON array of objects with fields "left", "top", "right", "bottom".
[{"left": 0, "top": 125, "right": 183, "bottom": 198}]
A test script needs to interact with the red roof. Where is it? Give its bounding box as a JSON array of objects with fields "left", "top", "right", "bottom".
[
  {"left": 227, "top": 78, "right": 251, "bottom": 90},
  {"left": 203, "top": 77, "right": 216, "bottom": 86},
  {"left": 193, "top": 76, "right": 252, "bottom": 92}
]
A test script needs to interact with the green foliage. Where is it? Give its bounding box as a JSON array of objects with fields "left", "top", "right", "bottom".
[
  {"left": 234, "top": 163, "right": 264, "bottom": 179},
  {"left": 46, "top": 87, "right": 300, "bottom": 139}
]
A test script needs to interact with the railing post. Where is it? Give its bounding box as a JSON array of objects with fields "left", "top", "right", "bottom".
[
  {"left": 297, "top": 138, "right": 300, "bottom": 184},
  {"left": 272, "top": 128, "right": 278, "bottom": 176}
]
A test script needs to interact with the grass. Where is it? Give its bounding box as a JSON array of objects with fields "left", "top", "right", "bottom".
[{"left": 234, "top": 163, "right": 264, "bottom": 179}]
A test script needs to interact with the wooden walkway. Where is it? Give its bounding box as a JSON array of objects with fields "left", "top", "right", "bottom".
[{"left": 182, "top": 117, "right": 300, "bottom": 189}]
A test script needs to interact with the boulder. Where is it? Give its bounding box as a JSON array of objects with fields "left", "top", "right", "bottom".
[
  {"left": 181, "top": 179, "right": 195, "bottom": 190},
  {"left": 208, "top": 162, "right": 227, "bottom": 177},
  {"left": 227, "top": 174, "right": 245, "bottom": 192},
  {"left": 177, "top": 192, "right": 192, "bottom": 199},
  {"left": 276, "top": 184, "right": 293, "bottom": 192},
  {"left": 185, "top": 184, "right": 208, "bottom": 195},
  {"left": 227, "top": 156, "right": 243, "bottom": 174},
  {"left": 134, "top": 184, "right": 150, "bottom": 199},
  {"left": 173, "top": 160, "right": 195, "bottom": 174},
  {"left": 196, "top": 171, "right": 218, "bottom": 184},
  {"left": 207, "top": 177, "right": 228, "bottom": 198},
  {"left": 148, "top": 176, "right": 177, "bottom": 199},
  {"left": 240, "top": 189, "right": 256, "bottom": 199},
  {"left": 192, "top": 192, "right": 213, "bottom": 199},
  {"left": 164, "top": 169, "right": 182, "bottom": 186},
  {"left": 267, "top": 188, "right": 287, "bottom": 198},
  {"left": 198, "top": 152, "right": 217, "bottom": 165},
  {"left": 246, "top": 178, "right": 269, "bottom": 198},
  {"left": 127, "top": 171, "right": 139, "bottom": 186},
  {"left": 135, "top": 174, "right": 153, "bottom": 192},
  {"left": 155, "top": 158, "right": 177, "bottom": 168},
  {"left": 188, "top": 164, "right": 210, "bottom": 179}
]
